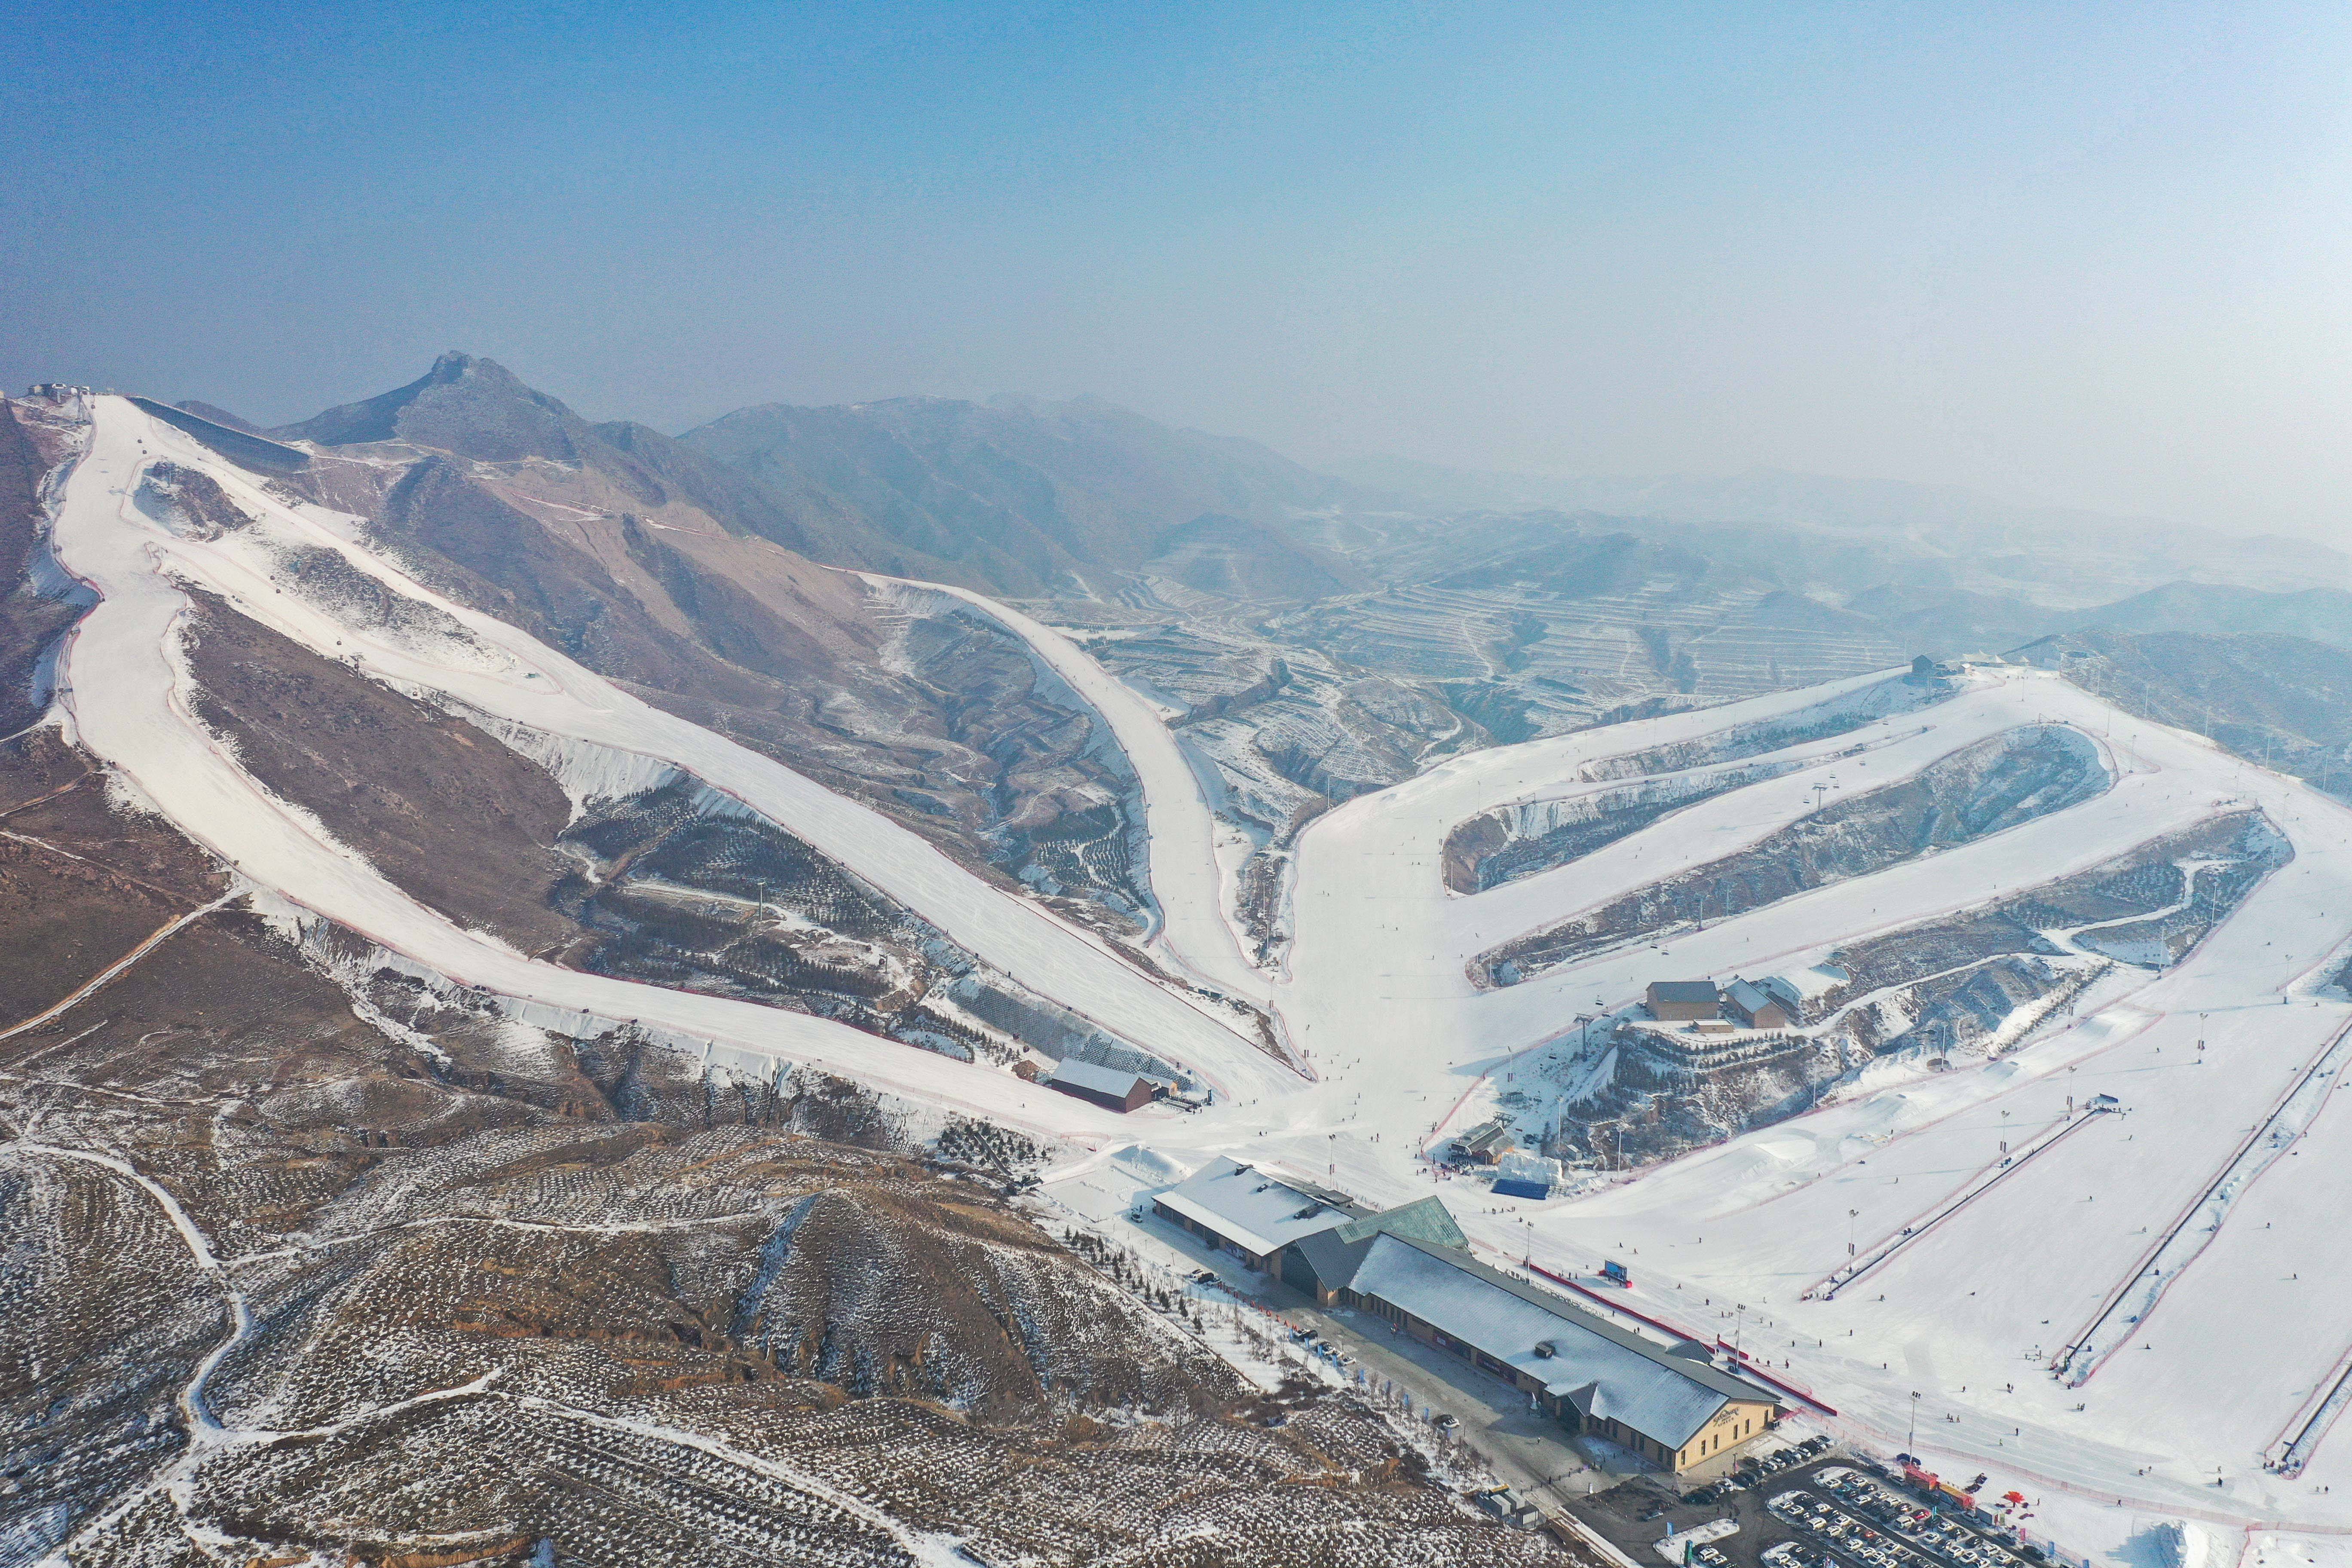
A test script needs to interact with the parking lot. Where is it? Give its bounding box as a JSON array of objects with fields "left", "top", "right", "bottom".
[{"left": 1565, "top": 1450, "right": 2048, "bottom": 1568}]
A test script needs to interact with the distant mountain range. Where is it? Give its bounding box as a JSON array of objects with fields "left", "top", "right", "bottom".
[
  {"left": 172, "top": 351, "right": 2352, "bottom": 651},
  {"left": 677, "top": 392, "right": 1375, "bottom": 596},
  {"left": 235, "top": 355, "right": 1379, "bottom": 597},
  {"left": 1334, "top": 453, "right": 2347, "bottom": 605}
]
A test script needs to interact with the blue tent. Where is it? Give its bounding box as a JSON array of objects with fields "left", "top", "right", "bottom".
[{"left": 1491, "top": 1177, "right": 1551, "bottom": 1200}]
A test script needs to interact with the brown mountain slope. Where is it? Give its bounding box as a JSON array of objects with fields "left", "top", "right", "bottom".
[
  {"left": 255, "top": 359, "right": 1158, "bottom": 935},
  {"left": 178, "top": 593, "right": 580, "bottom": 953},
  {"left": 0, "top": 401, "right": 92, "bottom": 735},
  {"left": 678, "top": 391, "right": 1374, "bottom": 596},
  {"left": 0, "top": 731, "right": 1563, "bottom": 1568}
]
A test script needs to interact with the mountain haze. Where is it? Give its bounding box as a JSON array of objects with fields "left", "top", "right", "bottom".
[
  {"left": 1335, "top": 454, "right": 2349, "bottom": 603},
  {"left": 677, "top": 392, "right": 1380, "bottom": 595}
]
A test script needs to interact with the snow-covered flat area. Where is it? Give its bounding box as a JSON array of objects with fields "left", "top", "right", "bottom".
[{"left": 52, "top": 396, "right": 2352, "bottom": 1552}]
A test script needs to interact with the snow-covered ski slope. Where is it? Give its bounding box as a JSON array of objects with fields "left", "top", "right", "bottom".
[
  {"left": 47, "top": 397, "right": 1292, "bottom": 1129},
  {"left": 51, "top": 395, "right": 2352, "bottom": 1536},
  {"left": 1207, "top": 662, "right": 2352, "bottom": 1538},
  {"left": 863, "top": 575, "right": 1280, "bottom": 1014}
]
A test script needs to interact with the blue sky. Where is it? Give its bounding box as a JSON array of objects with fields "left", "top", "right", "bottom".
[{"left": 5, "top": 2, "right": 2349, "bottom": 533}]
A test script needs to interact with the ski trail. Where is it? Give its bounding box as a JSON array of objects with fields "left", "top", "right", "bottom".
[
  {"left": 48, "top": 398, "right": 1292, "bottom": 1123},
  {"left": 1809, "top": 1102, "right": 2116, "bottom": 1300},
  {"left": 871, "top": 573, "right": 1279, "bottom": 1014}
]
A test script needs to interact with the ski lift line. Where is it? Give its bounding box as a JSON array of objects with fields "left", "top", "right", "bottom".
[
  {"left": 2266, "top": 1331, "right": 2352, "bottom": 1478},
  {"left": 2053, "top": 1013, "right": 2352, "bottom": 1385},
  {"left": 1806, "top": 1108, "right": 2096, "bottom": 1300},
  {"left": 2055, "top": 1012, "right": 2352, "bottom": 1384},
  {"left": 1808, "top": 1104, "right": 2113, "bottom": 1302},
  {"left": 1692, "top": 1002, "right": 2170, "bottom": 1232}
]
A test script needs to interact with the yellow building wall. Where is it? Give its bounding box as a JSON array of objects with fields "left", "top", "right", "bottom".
[{"left": 1673, "top": 1400, "right": 1776, "bottom": 1470}]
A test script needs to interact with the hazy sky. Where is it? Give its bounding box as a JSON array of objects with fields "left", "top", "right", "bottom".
[{"left": 6, "top": 2, "right": 2349, "bottom": 536}]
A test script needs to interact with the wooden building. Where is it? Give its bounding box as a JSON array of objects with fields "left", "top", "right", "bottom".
[
  {"left": 1721, "top": 978, "right": 1793, "bottom": 1030},
  {"left": 1646, "top": 980, "right": 1722, "bottom": 1021},
  {"left": 1042, "top": 1058, "right": 1159, "bottom": 1113}
]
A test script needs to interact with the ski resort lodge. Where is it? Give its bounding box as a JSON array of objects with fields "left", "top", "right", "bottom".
[
  {"left": 1151, "top": 1157, "right": 1467, "bottom": 1272},
  {"left": 1152, "top": 1159, "right": 1782, "bottom": 1469},
  {"left": 1721, "top": 978, "right": 1792, "bottom": 1030},
  {"left": 1289, "top": 1225, "right": 1783, "bottom": 1470}
]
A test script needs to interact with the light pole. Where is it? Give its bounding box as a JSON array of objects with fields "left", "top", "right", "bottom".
[{"left": 1909, "top": 1390, "right": 1920, "bottom": 1451}]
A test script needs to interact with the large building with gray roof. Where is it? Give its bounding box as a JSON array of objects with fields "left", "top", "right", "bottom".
[
  {"left": 1155, "top": 1157, "right": 1779, "bottom": 1470},
  {"left": 1284, "top": 1223, "right": 1782, "bottom": 1472},
  {"left": 1150, "top": 1157, "right": 1465, "bottom": 1273}
]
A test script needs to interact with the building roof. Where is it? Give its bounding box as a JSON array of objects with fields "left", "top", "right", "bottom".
[
  {"left": 1336, "top": 1233, "right": 1779, "bottom": 1448},
  {"left": 1333, "top": 1195, "right": 1466, "bottom": 1249},
  {"left": 1648, "top": 980, "right": 1720, "bottom": 1003},
  {"left": 1045, "top": 1058, "right": 1150, "bottom": 1098},
  {"left": 1722, "top": 979, "right": 1780, "bottom": 1017},
  {"left": 1458, "top": 1123, "right": 1515, "bottom": 1153},
  {"left": 1287, "top": 1225, "right": 1375, "bottom": 1288},
  {"left": 1491, "top": 1178, "right": 1552, "bottom": 1200},
  {"left": 1289, "top": 1196, "right": 1472, "bottom": 1288},
  {"left": 1155, "top": 1156, "right": 1365, "bottom": 1257}
]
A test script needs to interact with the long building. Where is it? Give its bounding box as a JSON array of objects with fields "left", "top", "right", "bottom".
[
  {"left": 1151, "top": 1156, "right": 1465, "bottom": 1272},
  {"left": 1152, "top": 1158, "right": 1780, "bottom": 1471},
  {"left": 1283, "top": 1222, "right": 1782, "bottom": 1472}
]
